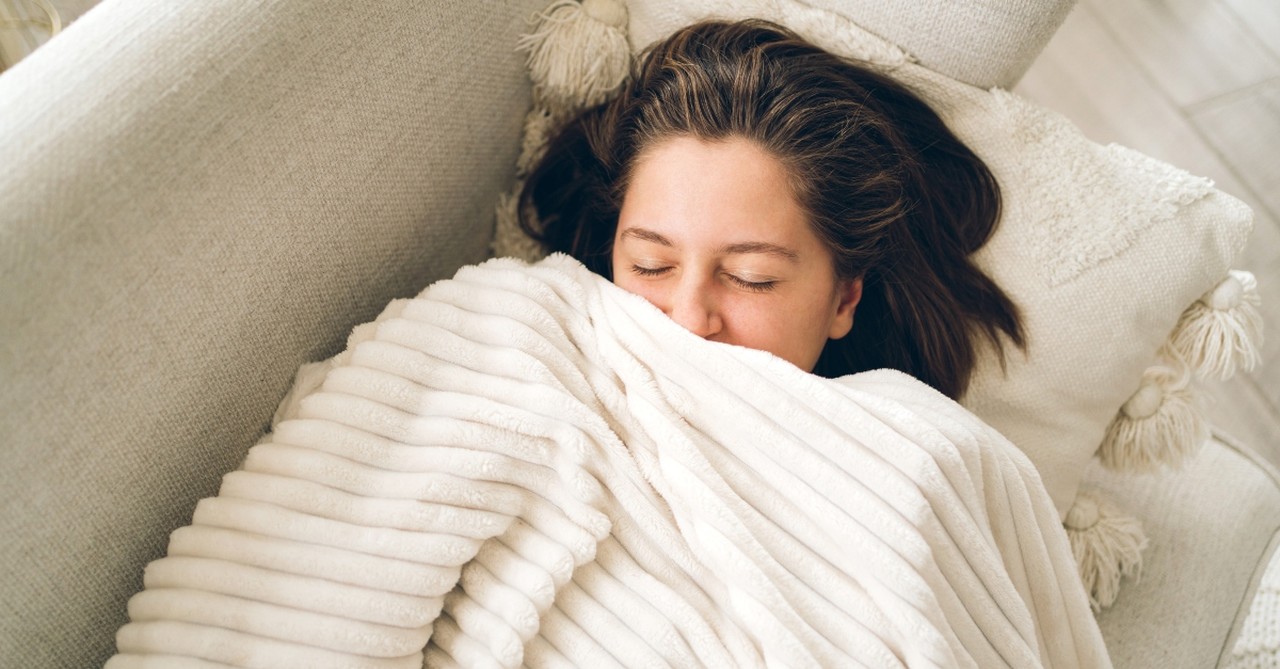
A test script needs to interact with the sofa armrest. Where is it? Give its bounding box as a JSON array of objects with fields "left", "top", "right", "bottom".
[
  {"left": 0, "top": 0, "right": 546, "bottom": 666},
  {"left": 1085, "top": 429, "right": 1280, "bottom": 668}
]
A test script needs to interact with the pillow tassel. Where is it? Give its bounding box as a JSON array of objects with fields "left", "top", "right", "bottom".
[
  {"left": 1097, "top": 364, "right": 1205, "bottom": 472},
  {"left": 515, "top": 106, "right": 559, "bottom": 178},
  {"left": 493, "top": 190, "right": 545, "bottom": 263},
  {"left": 493, "top": 107, "right": 559, "bottom": 261},
  {"left": 1166, "top": 270, "right": 1264, "bottom": 381},
  {"left": 517, "top": 0, "right": 631, "bottom": 113},
  {"left": 497, "top": 0, "right": 630, "bottom": 260},
  {"left": 1064, "top": 490, "right": 1148, "bottom": 612}
]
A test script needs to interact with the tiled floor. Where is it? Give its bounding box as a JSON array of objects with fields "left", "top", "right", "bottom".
[{"left": 1017, "top": 0, "right": 1280, "bottom": 467}]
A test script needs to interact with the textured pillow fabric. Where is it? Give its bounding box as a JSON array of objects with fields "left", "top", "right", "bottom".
[
  {"left": 501, "top": 0, "right": 1255, "bottom": 541},
  {"left": 959, "top": 93, "right": 1251, "bottom": 515}
]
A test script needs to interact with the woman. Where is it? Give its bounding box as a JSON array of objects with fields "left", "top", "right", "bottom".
[
  {"left": 106, "top": 23, "right": 1112, "bottom": 669},
  {"left": 522, "top": 19, "right": 1025, "bottom": 399}
]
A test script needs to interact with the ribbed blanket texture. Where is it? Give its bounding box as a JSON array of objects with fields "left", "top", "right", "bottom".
[{"left": 107, "top": 255, "right": 1109, "bottom": 668}]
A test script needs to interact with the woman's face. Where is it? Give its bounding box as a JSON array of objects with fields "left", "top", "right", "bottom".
[{"left": 612, "top": 136, "right": 862, "bottom": 373}]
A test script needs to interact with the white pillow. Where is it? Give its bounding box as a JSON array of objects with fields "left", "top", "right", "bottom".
[{"left": 496, "top": 0, "right": 1261, "bottom": 610}]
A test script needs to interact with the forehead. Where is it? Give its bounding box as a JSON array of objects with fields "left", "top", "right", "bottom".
[{"left": 620, "top": 136, "right": 815, "bottom": 249}]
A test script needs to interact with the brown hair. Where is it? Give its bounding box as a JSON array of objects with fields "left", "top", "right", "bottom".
[{"left": 520, "top": 19, "right": 1024, "bottom": 399}]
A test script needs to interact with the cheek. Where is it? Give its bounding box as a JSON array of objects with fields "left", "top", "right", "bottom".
[
  {"left": 611, "top": 266, "right": 665, "bottom": 307},
  {"left": 610, "top": 256, "right": 632, "bottom": 290},
  {"left": 725, "top": 294, "right": 834, "bottom": 367},
  {"left": 718, "top": 298, "right": 789, "bottom": 345}
]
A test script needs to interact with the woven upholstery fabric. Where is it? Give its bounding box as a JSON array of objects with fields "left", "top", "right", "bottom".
[
  {"left": 1226, "top": 548, "right": 1280, "bottom": 669},
  {"left": 801, "top": 0, "right": 1075, "bottom": 88},
  {"left": 0, "top": 0, "right": 547, "bottom": 666},
  {"left": 1083, "top": 431, "right": 1280, "bottom": 669},
  {"left": 627, "top": 0, "right": 1075, "bottom": 89}
]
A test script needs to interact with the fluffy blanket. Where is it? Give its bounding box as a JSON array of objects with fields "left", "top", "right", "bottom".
[{"left": 107, "top": 255, "right": 1109, "bottom": 668}]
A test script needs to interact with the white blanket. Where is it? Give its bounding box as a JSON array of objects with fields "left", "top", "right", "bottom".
[{"left": 107, "top": 255, "right": 1109, "bottom": 669}]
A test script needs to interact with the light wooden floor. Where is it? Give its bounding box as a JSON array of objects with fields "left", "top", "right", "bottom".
[{"left": 1016, "top": 0, "right": 1280, "bottom": 467}]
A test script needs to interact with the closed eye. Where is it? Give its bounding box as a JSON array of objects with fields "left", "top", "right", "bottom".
[
  {"left": 630, "top": 264, "right": 671, "bottom": 277},
  {"left": 726, "top": 274, "right": 777, "bottom": 293}
]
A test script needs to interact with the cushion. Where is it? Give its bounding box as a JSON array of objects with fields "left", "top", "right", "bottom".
[
  {"left": 493, "top": 0, "right": 1260, "bottom": 610},
  {"left": 630, "top": 0, "right": 1078, "bottom": 89}
]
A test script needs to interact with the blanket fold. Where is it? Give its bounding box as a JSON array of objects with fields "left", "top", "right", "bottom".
[{"left": 108, "top": 255, "right": 1109, "bottom": 669}]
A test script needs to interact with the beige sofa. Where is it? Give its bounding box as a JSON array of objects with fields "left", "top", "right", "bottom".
[{"left": 1, "top": 0, "right": 1276, "bottom": 667}]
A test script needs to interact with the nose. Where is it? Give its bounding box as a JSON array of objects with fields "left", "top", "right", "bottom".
[{"left": 665, "top": 275, "right": 723, "bottom": 339}]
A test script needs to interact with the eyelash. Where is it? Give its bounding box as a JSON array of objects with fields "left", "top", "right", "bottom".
[
  {"left": 628, "top": 265, "right": 777, "bottom": 293},
  {"left": 629, "top": 265, "right": 669, "bottom": 278},
  {"left": 729, "top": 275, "right": 777, "bottom": 293}
]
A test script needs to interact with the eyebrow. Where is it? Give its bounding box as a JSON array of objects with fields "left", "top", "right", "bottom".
[{"left": 619, "top": 227, "right": 800, "bottom": 262}]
